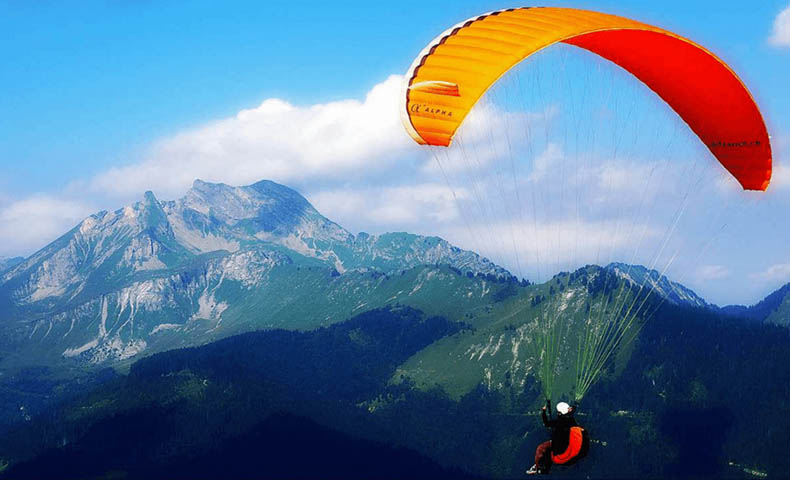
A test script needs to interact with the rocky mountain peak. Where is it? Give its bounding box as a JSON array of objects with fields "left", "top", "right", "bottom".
[
  {"left": 0, "top": 178, "right": 519, "bottom": 368},
  {"left": 138, "top": 191, "right": 170, "bottom": 232},
  {"left": 606, "top": 262, "right": 708, "bottom": 308},
  {"left": 180, "top": 179, "right": 330, "bottom": 233},
  {"left": 1, "top": 179, "right": 511, "bottom": 310}
]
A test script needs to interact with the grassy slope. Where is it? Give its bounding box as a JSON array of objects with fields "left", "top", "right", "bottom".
[{"left": 394, "top": 267, "right": 650, "bottom": 401}]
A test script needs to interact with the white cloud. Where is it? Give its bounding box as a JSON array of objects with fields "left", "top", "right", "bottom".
[
  {"left": 89, "top": 75, "right": 420, "bottom": 200},
  {"left": 769, "top": 135, "right": 790, "bottom": 189},
  {"left": 0, "top": 196, "right": 95, "bottom": 257},
  {"left": 417, "top": 104, "right": 557, "bottom": 179},
  {"left": 772, "top": 164, "right": 790, "bottom": 189},
  {"left": 749, "top": 263, "right": 790, "bottom": 283},
  {"left": 529, "top": 142, "right": 564, "bottom": 180},
  {"left": 769, "top": 5, "right": 790, "bottom": 47},
  {"left": 432, "top": 218, "right": 661, "bottom": 281},
  {"left": 696, "top": 265, "right": 731, "bottom": 281},
  {"left": 308, "top": 183, "right": 463, "bottom": 231}
]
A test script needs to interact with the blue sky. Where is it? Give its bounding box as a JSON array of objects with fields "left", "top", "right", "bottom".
[{"left": 1, "top": 1, "right": 789, "bottom": 305}]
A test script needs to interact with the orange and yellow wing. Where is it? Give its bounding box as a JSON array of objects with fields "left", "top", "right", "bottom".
[{"left": 401, "top": 7, "right": 772, "bottom": 191}]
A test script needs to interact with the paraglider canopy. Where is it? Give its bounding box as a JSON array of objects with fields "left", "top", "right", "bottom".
[{"left": 401, "top": 6, "right": 772, "bottom": 191}]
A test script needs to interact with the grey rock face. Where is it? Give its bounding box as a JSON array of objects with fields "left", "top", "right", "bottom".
[{"left": 0, "top": 179, "right": 506, "bottom": 367}]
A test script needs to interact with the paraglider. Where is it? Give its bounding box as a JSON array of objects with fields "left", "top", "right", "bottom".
[
  {"left": 528, "top": 401, "right": 588, "bottom": 475},
  {"left": 401, "top": 6, "right": 772, "bottom": 475}
]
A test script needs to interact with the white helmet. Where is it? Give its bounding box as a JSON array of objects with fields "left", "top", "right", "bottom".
[{"left": 556, "top": 402, "right": 571, "bottom": 415}]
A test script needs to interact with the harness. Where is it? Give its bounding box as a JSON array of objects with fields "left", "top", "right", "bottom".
[{"left": 551, "top": 426, "right": 589, "bottom": 465}]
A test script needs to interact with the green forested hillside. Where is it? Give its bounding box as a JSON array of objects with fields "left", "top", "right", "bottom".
[{"left": 2, "top": 298, "right": 789, "bottom": 479}]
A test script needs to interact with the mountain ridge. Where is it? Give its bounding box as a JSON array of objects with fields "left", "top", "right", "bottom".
[
  {"left": 1, "top": 178, "right": 786, "bottom": 376},
  {"left": 718, "top": 282, "right": 790, "bottom": 326},
  {"left": 0, "top": 257, "right": 24, "bottom": 275},
  {"left": 0, "top": 179, "right": 510, "bottom": 371}
]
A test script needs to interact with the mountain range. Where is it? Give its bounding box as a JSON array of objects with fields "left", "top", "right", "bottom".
[
  {"left": 0, "top": 179, "right": 786, "bottom": 377},
  {"left": 0, "top": 180, "right": 514, "bottom": 372}
]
